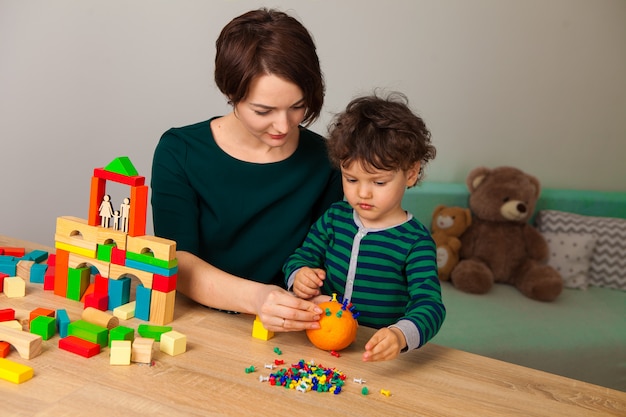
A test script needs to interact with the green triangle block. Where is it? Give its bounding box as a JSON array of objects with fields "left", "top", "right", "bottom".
[{"left": 104, "top": 156, "right": 138, "bottom": 177}]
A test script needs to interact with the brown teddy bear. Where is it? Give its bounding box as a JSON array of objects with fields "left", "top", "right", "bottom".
[
  {"left": 450, "top": 166, "right": 563, "bottom": 301},
  {"left": 431, "top": 205, "right": 472, "bottom": 281}
]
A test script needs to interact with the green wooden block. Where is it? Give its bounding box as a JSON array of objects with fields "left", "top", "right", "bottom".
[
  {"left": 104, "top": 156, "right": 138, "bottom": 177},
  {"left": 125, "top": 251, "right": 177, "bottom": 269},
  {"left": 67, "top": 267, "right": 90, "bottom": 301},
  {"left": 96, "top": 243, "right": 115, "bottom": 263},
  {"left": 109, "top": 325, "right": 135, "bottom": 347},
  {"left": 137, "top": 324, "right": 172, "bottom": 342},
  {"left": 68, "top": 320, "right": 108, "bottom": 348},
  {"left": 30, "top": 316, "right": 56, "bottom": 340}
]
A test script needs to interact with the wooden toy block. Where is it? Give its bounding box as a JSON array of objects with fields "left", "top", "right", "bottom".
[
  {"left": 110, "top": 246, "right": 126, "bottom": 266},
  {"left": 125, "top": 258, "right": 177, "bottom": 277},
  {"left": 0, "top": 248, "right": 3, "bottom": 255},
  {"left": 105, "top": 156, "right": 139, "bottom": 176},
  {"left": 56, "top": 309, "right": 70, "bottom": 338},
  {"left": 67, "top": 320, "right": 108, "bottom": 348},
  {"left": 55, "top": 216, "right": 99, "bottom": 245},
  {"left": 82, "top": 307, "right": 119, "bottom": 330},
  {"left": 43, "top": 265, "right": 55, "bottom": 290},
  {"left": 126, "top": 235, "right": 177, "bottom": 262},
  {"left": 109, "top": 325, "right": 134, "bottom": 347},
  {"left": 0, "top": 326, "right": 42, "bottom": 359},
  {"left": 137, "top": 324, "right": 172, "bottom": 342},
  {"left": 4, "top": 276, "right": 26, "bottom": 298},
  {"left": 128, "top": 184, "right": 148, "bottom": 237},
  {"left": 113, "top": 302, "right": 136, "bottom": 320},
  {"left": 55, "top": 240, "right": 97, "bottom": 259},
  {"left": 0, "top": 262, "right": 17, "bottom": 277},
  {"left": 110, "top": 340, "right": 132, "bottom": 365},
  {"left": 47, "top": 253, "right": 56, "bottom": 266},
  {"left": 30, "top": 316, "right": 56, "bottom": 340},
  {"left": 53, "top": 248, "right": 69, "bottom": 297},
  {"left": 135, "top": 284, "right": 151, "bottom": 321},
  {"left": 160, "top": 330, "right": 187, "bottom": 356},
  {"left": 0, "top": 308, "right": 15, "bottom": 322},
  {"left": 125, "top": 251, "right": 178, "bottom": 270},
  {"left": 29, "top": 263, "right": 47, "bottom": 284},
  {"left": 88, "top": 176, "right": 107, "bottom": 227},
  {"left": 131, "top": 337, "right": 153, "bottom": 364},
  {"left": 24, "top": 249, "right": 48, "bottom": 263},
  {"left": 0, "top": 247, "right": 26, "bottom": 257},
  {"left": 94, "top": 272, "right": 109, "bottom": 295},
  {"left": 0, "top": 341, "right": 10, "bottom": 358},
  {"left": 152, "top": 273, "right": 177, "bottom": 293},
  {"left": 109, "top": 263, "right": 152, "bottom": 289},
  {"left": 16, "top": 260, "right": 35, "bottom": 281},
  {"left": 68, "top": 252, "right": 110, "bottom": 278},
  {"left": 29, "top": 308, "right": 55, "bottom": 322},
  {"left": 107, "top": 276, "right": 131, "bottom": 311},
  {"left": 84, "top": 292, "right": 109, "bottom": 311},
  {"left": 0, "top": 271, "right": 8, "bottom": 292},
  {"left": 0, "top": 320, "right": 22, "bottom": 331},
  {"left": 93, "top": 167, "right": 145, "bottom": 187},
  {"left": 96, "top": 227, "right": 127, "bottom": 251},
  {"left": 96, "top": 243, "right": 115, "bottom": 263},
  {"left": 58, "top": 336, "right": 100, "bottom": 358},
  {"left": 149, "top": 289, "right": 176, "bottom": 326},
  {"left": 0, "top": 358, "right": 34, "bottom": 383},
  {"left": 66, "top": 266, "right": 90, "bottom": 301},
  {"left": 80, "top": 282, "right": 95, "bottom": 303},
  {"left": 252, "top": 315, "right": 274, "bottom": 341}
]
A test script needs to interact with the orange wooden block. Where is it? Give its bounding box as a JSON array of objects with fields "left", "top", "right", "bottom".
[
  {"left": 0, "top": 247, "right": 25, "bottom": 257},
  {"left": 88, "top": 176, "right": 107, "bottom": 227},
  {"left": 29, "top": 308, "right": 55, "bottom": 323},
  {"left": 53, "top": 249, "right": 69, "bottom": 297},
  {"left": 128, "top": 185, "right": 148, "bottom": 237},
  {"left": 0, "top": 341, "right": 10, "bottom": 358}
]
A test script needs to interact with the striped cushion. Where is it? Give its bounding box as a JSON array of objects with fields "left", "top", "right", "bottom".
[{"left": 536, "top": 210, "right": 626, "bottom": 290}]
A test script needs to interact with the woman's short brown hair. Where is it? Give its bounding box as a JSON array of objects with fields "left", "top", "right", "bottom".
[
  {"left": 214, "top": 8, "right": 324, "bottom": 126},
  {"left": 327, "top": 91, "right": 436, "bottom": 183}
]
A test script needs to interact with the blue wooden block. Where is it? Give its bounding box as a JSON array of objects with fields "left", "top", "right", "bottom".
[
  {"left": 0, "top": 255, "right": 16, "bottom": 264},
  {"left": 30, "top": 263, "right": 47, "bottom": 284},
  {"left": 108, "top": 277, "right": 131, "bottom": 310},
  {"left": 0, "top": 262, "right": 16, "bottom": 276},
  {"left": 135, "top": 284, "right": 151, "bottom": 321},
  {"left": 57, "top": 309, "right": 70, "bottom": 338},
  {"left": 24, "top": 250, "right": 48, "bottom": 263}
]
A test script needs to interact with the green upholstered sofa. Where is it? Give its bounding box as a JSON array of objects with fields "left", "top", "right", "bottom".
[{"left": 402, "top": 182, "right": 626, "bottom": 391}]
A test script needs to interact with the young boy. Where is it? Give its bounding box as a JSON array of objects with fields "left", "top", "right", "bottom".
[{"left": 283, "top": 92, "right": 445, "bottom": 362}]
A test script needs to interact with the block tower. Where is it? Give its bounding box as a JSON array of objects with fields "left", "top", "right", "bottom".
[{"left": 52, "top": 157, "right": 177, "bottom": 325}]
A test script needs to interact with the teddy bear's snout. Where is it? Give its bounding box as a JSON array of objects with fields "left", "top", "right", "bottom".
[{"left": 500, "top": 200, "right": 528, "bottom": 221}]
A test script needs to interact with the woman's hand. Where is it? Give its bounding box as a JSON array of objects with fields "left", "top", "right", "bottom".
[
  {"left": 362, "top": 327, "right": 407, "bottom": 362},
  {"left": 256, "top": 285, "right": 323, "bottom": 332}
]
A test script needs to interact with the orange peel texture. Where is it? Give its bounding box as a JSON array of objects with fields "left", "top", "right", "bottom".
[{"left": 306, "top": 299, "right": 358, "bottom": 351}]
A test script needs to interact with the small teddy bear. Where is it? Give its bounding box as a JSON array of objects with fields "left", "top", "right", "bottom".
[
  {"left": 450, "top": 166, "right": 563, "bottom": 301},
  {"left": 431, "top": 205, "right": 472, "bottom": 281}
]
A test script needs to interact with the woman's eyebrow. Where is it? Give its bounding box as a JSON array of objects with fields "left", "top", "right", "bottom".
[{"left": 250, "top": 98, "right": 305, "bottom": 109}]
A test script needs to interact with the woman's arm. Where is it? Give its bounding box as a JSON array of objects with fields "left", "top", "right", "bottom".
[{"left": 176, "top": 251, "right": 323, "bottom": 332}]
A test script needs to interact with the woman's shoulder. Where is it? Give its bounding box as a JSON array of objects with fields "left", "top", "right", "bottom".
[{"left": 161, "top": 118, "right": 216, "bottom": 141}]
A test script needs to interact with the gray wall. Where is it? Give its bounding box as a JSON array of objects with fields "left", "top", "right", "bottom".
[{"left": 2, "top": 0, "right": 625, "bottom": 246}]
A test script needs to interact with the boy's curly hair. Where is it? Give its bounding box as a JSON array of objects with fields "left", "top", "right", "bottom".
[{"left": 327, "top": 91, "right": 435, "bottom": 182}]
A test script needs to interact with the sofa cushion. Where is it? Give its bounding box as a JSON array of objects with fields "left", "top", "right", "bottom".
[
  {"left": 536, "top": 210, "right": 626, "bottom": 290},
  {"left": 542, "top": 231, "right": 596, "bottom": 289}
]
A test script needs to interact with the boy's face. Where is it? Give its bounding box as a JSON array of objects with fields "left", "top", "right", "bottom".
[{"left": 341, "top": 161, "right": 419, "bottom": 229}]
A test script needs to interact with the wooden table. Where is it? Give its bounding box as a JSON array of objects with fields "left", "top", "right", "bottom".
[{"left": 1, "top": 236, "right": 625, "bottom": 416}]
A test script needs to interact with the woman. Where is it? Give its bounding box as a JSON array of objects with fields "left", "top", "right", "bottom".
[{"left": 151, "top": 8, "right": 343, "bottom": 332}]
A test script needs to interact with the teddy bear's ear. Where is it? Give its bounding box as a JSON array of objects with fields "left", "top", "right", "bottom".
[
  {"left": 466, "top": 166, "right": 491, "bottom": 192},
  {"left": 433, "top": 204, "right": 446, "bottom": 217},
  {"left": 527, "top": 173, "right": 542, "bottom": 199},
  {"left": 463, "top": 208, "right": 472, "bottom": 226}
]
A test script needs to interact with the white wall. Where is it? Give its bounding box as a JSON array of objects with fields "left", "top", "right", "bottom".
[{"left": 2, "top": 0, "right": 625, "bottom": 246}]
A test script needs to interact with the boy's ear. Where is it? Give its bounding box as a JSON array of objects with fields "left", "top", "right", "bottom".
[{"left": 406, "top": 162, "right": 421, "bottom": 187}]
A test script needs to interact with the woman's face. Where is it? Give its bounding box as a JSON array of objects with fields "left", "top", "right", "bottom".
[{"left": 234, "top": 74, "right": 306, "bottom": 149}]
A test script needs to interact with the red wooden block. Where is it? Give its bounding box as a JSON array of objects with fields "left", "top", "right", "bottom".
[
  {"left": 44, "top": 266, "right": 56, "bottom": 290},
  {"left": 0, "top": 247, "right": 26, "bottom": 257},
  {"left": 110, "top": 247, "right": 126, "bottom": 266},
  {"left": 88, "top": 176, "right": 107, "bottom": 227},
  {"left": 94, "top": 273, "right": 109, "bottom": 295},
  {"left": 53, "top": 249, "right": 69, "bottom": 297},
  {"left": 84, "top": 292, "right": 109, "bottom": 311},
  {"left": 128, "top": 185, "right": 148, "bottom": 237},
  {"left": 29, "top": 308, "right": 55, "bottom": 323},
  {"left": 0, "top": 248, "right": 3, "bottom": 255},
  {"left": 153, "top": 273, "right": 177, "bottom": 293},
  {"left": 0, "top": 341, "right": 10, "bottom": 358},
  {"left": 81, "top": 283, "right": 95, "bottom": 302},
  {"left": 58, "top": 336, "right": 101, "bottom": 358},
  {"left": 0, "top": 272, "right": 8, "bottom": 292},
  {"left": 47, "top": 253, "right": 56, "bottom": 266},
  {"left": 93, "top": 167, "right": 145, "bottom": 187},
  {"left": 0, "top": 308, "right": 16, "bottom": 322}
]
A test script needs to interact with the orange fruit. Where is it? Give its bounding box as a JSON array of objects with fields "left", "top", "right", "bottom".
[{"left": 306, "top": 299, "right": 358, "bottom": 351}]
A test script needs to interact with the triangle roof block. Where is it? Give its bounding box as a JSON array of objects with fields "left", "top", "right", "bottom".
[{"left": 104, "top": 156, "right": 138, "bottom": 177}]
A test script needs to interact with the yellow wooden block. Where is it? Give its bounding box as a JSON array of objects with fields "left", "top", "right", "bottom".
[
  {"left": 3, "top": 276, "right": 26, "bottom": 298},
  {"left": 252, "top": 315, "right": 274, "bottom": 341},
  {"left": 126, "top": 235, "right": 177, "bottom": 262},
  {"left": 131, "top": 337, "right": 153, "bottom": 364},
  {"left": 109, "top": 263, "right": 153, "bottom": 289},
  {"left": 160, "top": 330, "right": 187, "bottom": 356},
  {"left": 110, "top": 340, "right": 132, "bottom": 365},
  {"left": 55, "top": 241, "right": 97, "bottom": 259},
  {"left": 0, "top": 358, "right": 34, "bottom": 384},
  {"left": 113, "top": 302, "right": 136, "bottom": 320}
]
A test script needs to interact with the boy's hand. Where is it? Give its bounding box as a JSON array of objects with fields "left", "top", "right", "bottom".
[
  {"left": 362, "top": 327, "right": 407, "bottom": 362},
  {"left": 293, "top": 267, "right": 326, "bottom": 299}
]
